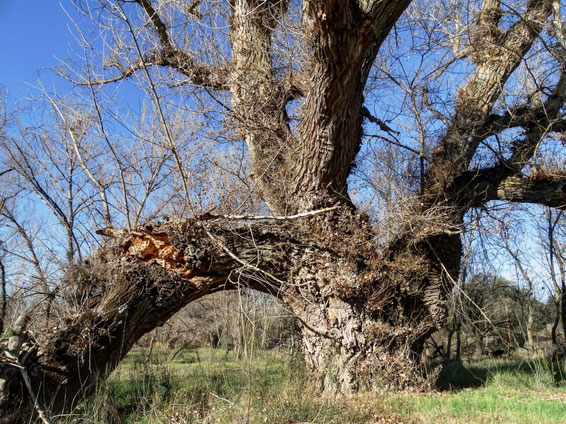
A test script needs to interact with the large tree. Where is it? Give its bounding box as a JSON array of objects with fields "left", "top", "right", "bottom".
[{"left": 2, "top": 0, "right": 566, "bottom": 421}]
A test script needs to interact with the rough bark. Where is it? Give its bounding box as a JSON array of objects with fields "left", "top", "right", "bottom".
[
  {"left": 427, "top": 0, "right": 553, "bottom": 190},
  {"left": 290, "top": 0, "right": 411, "bottom": 210},
  {"left": 228, "top": 0, "right": 294, "bottom": 213}
]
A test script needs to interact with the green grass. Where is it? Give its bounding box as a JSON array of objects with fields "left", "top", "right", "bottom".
[
  {"left": 68, "top": 349, "right": 566, "bottom": 424},
  {"left": 376, "top": 358, "right": 566, "bottom": 424},
  {"left": 378, "top": 383, "right": 566, "bottom": 424}
]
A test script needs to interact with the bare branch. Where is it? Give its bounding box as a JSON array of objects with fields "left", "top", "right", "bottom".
[
  {"left": 492, "top": 173, "right": 566, "bottom": 210},
  {"left": 0, "top": 169, "right": 13, "bottom": 178},
  {"left": 69, "top": 50, "right": 230, "bottom": 90},
  {"left": 480, "top": 68, "right": 566, "bottom": 148},
  {"left": 210, "top": 205, "right": 341, "bottom": 221},
  {"left": 361, "top": 107, "right": 400, "bottom": 136},
  {"left": 458, "top": 167, "right": 566, "bottom": 210},
  {"left": 133, "top": 0, "right": 172, "bottom": 50},
  {"left": 428, "top": 0, "right": 553, "bottom": 188}
]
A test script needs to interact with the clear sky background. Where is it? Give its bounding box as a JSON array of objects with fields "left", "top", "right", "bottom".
[{"left": 0, "top": 1, "right": 76, "bottom": 99}]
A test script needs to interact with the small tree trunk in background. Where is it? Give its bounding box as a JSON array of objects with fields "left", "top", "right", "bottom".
[
  {"left": 561, "top": 279, "right": 566, "bottom": 342},
  {"left": 0, "top": 258, "right": 5, "bottom": 335},
  {"left": 552, "top": 305, "right": 559, "bottom": 346},
  {"left": 456, "top": 321, "right": 462, "bottom": 361},
  {"left": 506, "top": 306, "right": 512, "bottom": 356},
  {"left": 445, "top": 329, "right": 453, "bottom": 361},
  {"left": 525, "top": 302, "right": 534, "bottom": 351},
  {"left": 551, "top": 286, "right": 561, "bottom": 346},
  {"left": 473, "top": 329, "right": 483, "bottom": 358}
]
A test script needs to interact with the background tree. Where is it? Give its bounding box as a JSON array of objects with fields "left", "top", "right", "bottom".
[
  {"left": 539, "top": 207, "right": 566, "bottom": 349},
  {"left": 2, "top": 0, "right": 566, "bottom": 421},
  {"left": 455, "top": 273, "right": 549, "bottom": 356}
]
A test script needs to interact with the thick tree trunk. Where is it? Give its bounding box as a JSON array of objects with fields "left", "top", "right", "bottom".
[
  {"left": 298, "top": 310, "right": 432, "bottom": 393},
  {"left": 0, "top": 206, "right": 457, "bottom": 421}
]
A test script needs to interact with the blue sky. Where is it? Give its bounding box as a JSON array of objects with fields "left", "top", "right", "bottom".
[{"left": 0, "top": 1, "right": 76, "bottom": 99}]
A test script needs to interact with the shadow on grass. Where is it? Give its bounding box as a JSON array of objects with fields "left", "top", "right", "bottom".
[
  {"left": 434, "top": 357, "right": 566, "bottom": 391},
  {"left": 434, "top": 360, "right": 488, "bottom": 390}
]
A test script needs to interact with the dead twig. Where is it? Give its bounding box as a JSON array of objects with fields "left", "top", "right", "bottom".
[{"left": 210, "top": 205, "right": 341, "bottom": 221}]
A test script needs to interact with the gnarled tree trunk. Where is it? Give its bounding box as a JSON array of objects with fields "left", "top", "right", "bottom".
[
  {"left": 1, "top": 181, "right": 564, "bottom": 423},
  {"left": 0, "top": 205, "right": 459, "bottom": 421},
  {"left": 2, "top": 0, "right": 566, "bottom": 422}
]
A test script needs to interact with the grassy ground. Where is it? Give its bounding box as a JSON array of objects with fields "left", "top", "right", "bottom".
[{"left": 67, "top": 348, "right": 566, "bottom": 423}]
